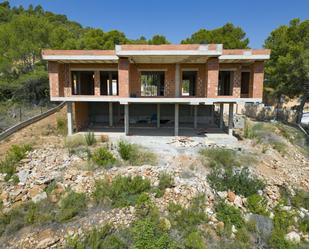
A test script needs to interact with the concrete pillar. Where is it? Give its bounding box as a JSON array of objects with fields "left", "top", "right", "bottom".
[
  {"left": 124, "top": 104, "right": 129, "bottom": 135},
  {"left": 194, "top": 105, "right": 198, "bottom": 129},
  {"left": 219, "top": 103, "right": 224, "bottom": 129},
  {"left": 175, "top": 64, "right": 180, "bottom": 97},
  {"left": 157, "top": 104, "right": 160, "bottom": 128},
  {"left": 67, "top": 102, "right": 73, "bottom": 136},
  {"left": 109, "top": 102, "right": 113, "bottom": 127},
  {"left": 228, "top": 103, "right": 234, "bottom": 135},
  {"left": 210, "top": 105, "right": 215, "bottom": 124},
  {"left": 174, "top": 104, "right": 179, "bottom": 136}
]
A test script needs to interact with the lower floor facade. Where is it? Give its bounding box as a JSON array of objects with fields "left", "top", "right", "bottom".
[{"left": 66, "top": 101, "right": 235, "bottom": 137}]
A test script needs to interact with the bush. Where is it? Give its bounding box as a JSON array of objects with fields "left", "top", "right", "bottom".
[
  {"left": 207, "top": 167, "right": 265, "bottom": 197},
  {"left": 185, "top": 231, "right": 206, "bottom": 249},
  {"left": 56, "top": 116, "right": 67, "bottom": 136},
  {"left": 65, "top": 134, "right": 86, "bottom": 149},
  {"left": 92, "top": 147, "right": 116, "bottom": 168},
  {"left": 0, "top": 144, "right": 32, "bottom": 181},
  {"left": 291, "top": 190, "right": 309, "bottom": 209},
  {"left": 84, "top": 132, "right": 96, "bottom": 146},
  {"left": 93, "top": 176, "right": 151, "bottom": 208},
  {"left": 215, "top": 202, "right": 244, "bottom": 229},
  {"left": 299, "top": 216, "right": 309, "bottom": 233},
  {"left": 199, "top": 148, "right": 239, "bottom": 168},
  {"left": 273, "top": 207, "right": 295, "bottom": 233},
  {"left": 246, "top": 194, "right": 269, "bottom": 216},
  {"left": 154, "top": 173, "right": 174, "bottom": 198},
  {"left": 57, "top": 191, "right": 87, "bottom": 222},
  {"left": 268, "top": 229, "right": 295, "bottom": 249},
  {"left": 118, "top": 141, "right": 157, "bottom": 166},
  {"left": 168, "top": 194, "right": 207, "bottom": 234},
  {"left": 66, "top": 224, "right": 127, "bottom": 249}
]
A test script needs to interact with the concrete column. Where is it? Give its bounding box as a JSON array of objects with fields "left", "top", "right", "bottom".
[
  {"left": 228, "top": 103, "right": 234, "bottom": 135},
  {"left": 124, "top": 104, "right": 129, "bottom": 135},
  {"left": 109, "top": 102, "right": 113, "bottom": 127},
  {"left": 219, "top": 103, "right": 224, "bottom": 129},
  {"left": 67, "top": 102, "right": 73, "bottom": 136},
  {"left": 157, "top": 104, "right": 160, "bottom": 128},
  {"left": 175, "top": 64, "right": 180, "bottom": 97},
  {"left": 210, "top": 105, "right": 215, "bottom": 124},
  {"left": 194, "top": 105, "right": 198, "bottom": 129},
  {"left": 174, "top": 104, "right": 179, "bottom": 136}
]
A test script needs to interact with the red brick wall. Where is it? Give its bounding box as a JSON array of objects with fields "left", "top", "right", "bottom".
[
  {"left": 252, "top": 61, "right": 264, "bottom": 98},
  {"left": 128, "top": 63, "right": 176, "bottom": 97},
  {"left": 74, "top": 102, "right": 88, "bottom": 131},
  {"left": 206, "top": 58, "right": 219, "bottom": 98},
  {"left": 118, "top": 58, "right": 130, "bottom": 97}
]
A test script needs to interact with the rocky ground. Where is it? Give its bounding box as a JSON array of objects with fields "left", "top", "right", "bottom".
[{"left": 0, "top": 111, "right": 308, "bottom": 248}]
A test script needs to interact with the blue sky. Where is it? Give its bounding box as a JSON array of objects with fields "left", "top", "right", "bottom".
[{"left": 8, "top": 0, "right": 309, "bottom": 48}]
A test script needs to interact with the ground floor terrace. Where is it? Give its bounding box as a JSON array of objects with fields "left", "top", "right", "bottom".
[{"left": 66, "top": 100, "right": 236, "bottom": 137}]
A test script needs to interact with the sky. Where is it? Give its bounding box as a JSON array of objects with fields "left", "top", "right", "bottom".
[{"left": 8, "top": 0, "right": 309, "bottom": 48}]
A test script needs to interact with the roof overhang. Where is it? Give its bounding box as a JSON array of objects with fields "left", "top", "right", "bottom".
[
  {"left": 42, "top": 55, "right": 118, "bottom": 62},
  {"left": 219, "top": 54, "right": 270, "bottom": 61}
]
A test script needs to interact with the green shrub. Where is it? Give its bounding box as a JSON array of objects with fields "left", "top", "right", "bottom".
[
  {"left": 185, "top": 231, "right": 206, "bottom": 249},
  {"left": 273, "top": 207, "right": 295, "bottom": 233},
  {"left": 268, "top": 229, "right": 296, "bottom": 249},
  {"left": 84, "top": 132, "right": 96, "bottom": 146},
  {"left": 215, "top": 202, "right": 244, "bottom": 229},
  {"left": 299, "top": 216, "right": 309, "bottom": 233},
  {"left": 56, "top": 116, "right": 67, "bottom": 136},
  {"left": 118, "top": 141, "right": 157, "bottom": 166},
  {"left": 154, "top": 173, "right": 174, "bottom": 198},
  {"left": 92, "top": 147, "right": 116, "bottom": 168},
  {"left": 291, "top": 190, "right": 309, "bottom": 209},
  {"left": 57, "top": 191, "right": 87, "bottom": 222},
  {"left": 168, "top": 194, "right": 207, "bottom": 234},
  {"left": 0, "top": 144, "right": 32, "bottom": 181},
  {"left": 246, "top": 194, "right": 269, "bottom": 216},
  {"left": 199, "top": 148, "right": 239, "bottom": 168},
  {"left": 93, "top": 176, "right": 151, "bottom": 208},
  {"left": 207, "top": 167, "right": 265, "bottom": 197},
  {"left": 66, "top": 224, "right": 127, "bottom": 249},
  {"left": 244, "top": 119, "right": 255, "bottom": 139},
  {"left": 132, "top": 217, "right": 175, "bottom": 249}
]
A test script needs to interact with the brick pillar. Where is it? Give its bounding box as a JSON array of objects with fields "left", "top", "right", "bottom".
[
  {"left": 48, "top": 61, "right": 59, "bottom": 97},
  {"left": 233, "top": 67, "right": 241, "bottom": 98},
  {"left": 118, "top": 58, "right": 130, "bottom": 97},
  {"left": 94, "top": 71, "right": 100, "bottom": 96},
  {"left": 252, "top": 62, "right": 264, "bottom": 99},
  {"left": 63, "top": 64, "right": 71, "bottom": 97},
  {"left": 206, "top": 58, "right": 219, "bottom": 98}
]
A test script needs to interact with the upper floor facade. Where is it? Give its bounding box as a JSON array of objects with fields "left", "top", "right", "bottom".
[{"left": 42, "top": 44, "right": 270, "bottom": 104}]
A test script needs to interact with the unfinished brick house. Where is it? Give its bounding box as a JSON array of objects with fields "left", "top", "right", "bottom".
[{"left": 42, "top": 44, "right": 270, "bottom": 136}]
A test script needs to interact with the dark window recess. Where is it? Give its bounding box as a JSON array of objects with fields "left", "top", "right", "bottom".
[
  {"left": 218, "top": 71, "right": 233, "bottom": 96},
  {"left": 140, "top": 71, "right": 165, "bottom": 96},
  {"left": 182, "top": 71, "right": 196, "bottom": 96},
  {"left": 100, "top": 71, "right": 118, "bottom": 96},
  {"left": 241, "top": 72, "right": 250, "bottom": 97},
  {"left": 71, "top": 71, "right": 95, "bottom": 95}
]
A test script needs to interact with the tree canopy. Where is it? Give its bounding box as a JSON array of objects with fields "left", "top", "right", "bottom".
[
  {"left": 181, "top": 23, "right": 249, "bottom": 49},
  {"left": 264, "top": 18, "right": 309, "bottom": 123}
]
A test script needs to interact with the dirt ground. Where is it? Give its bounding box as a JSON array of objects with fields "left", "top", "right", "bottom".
[{"left": 0, "top": 106, "right": 66, "bottom": 159}]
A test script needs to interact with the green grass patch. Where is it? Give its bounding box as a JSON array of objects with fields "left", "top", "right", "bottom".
[
  {"left": 118, "top": 141, "right": 157, "bottom": 166},
  {"left": 84, "top": 131, "right": 96, "bottom": 146},
  {"left": 215, "top": 201, "right": 244, "bottom": 229},
  {"left": 153, "top": 173, "right": 174, "bottom": 198},
  {"left": 246, "top": 194, "right": 269, "bottom": 216},
  {"left": 199, "top": 147, "right": 240, "bottom": 168},
  {"left": 56, "top": 116, "right": 67, "bottom": 136}
]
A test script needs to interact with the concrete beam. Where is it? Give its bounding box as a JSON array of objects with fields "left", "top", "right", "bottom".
[
  {"left": 174, "top": 104, "right": 179, "bottom": 136},
  {"left": 228, "top": 103, "right": 234, "bottom": 136},
  {"left": 157, "top": 104, "right": 160, "bottom": 128},
  {"left": 109, "top": 102, "right": 113, "bottom": 127},
  {"left": 124, "top": 104, "right": 129, "bottom": 135},
  {"left": 67, "top": 102, "right": 73, "bottom": 136}
]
